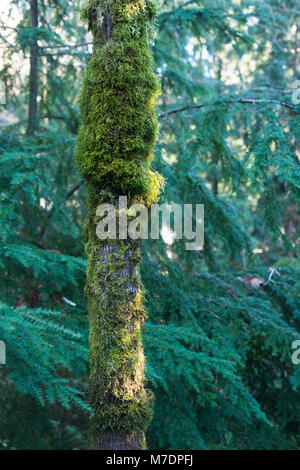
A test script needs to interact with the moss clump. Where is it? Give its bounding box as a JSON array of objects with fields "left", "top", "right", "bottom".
[
  {"left": 75, "top": 0, "right": 161, "bottom": 449},
  {"left": 86, "top": 234, "right": 154, "bottom": 440},
  {"left": 75, "top": 0, "right": 162, "bottom": 206}
]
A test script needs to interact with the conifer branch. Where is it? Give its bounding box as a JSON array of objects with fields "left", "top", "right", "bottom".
[{"left": 159, "top": 97, "right": 295, "bottom": 118}]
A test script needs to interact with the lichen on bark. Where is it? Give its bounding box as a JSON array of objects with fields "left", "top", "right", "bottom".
[{"left": 75, "top": 0, "right": 162, "bottom": 450}]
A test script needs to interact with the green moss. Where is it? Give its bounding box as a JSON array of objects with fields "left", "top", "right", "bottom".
[
  {"left": 86, "top": 235, "right": 154, "bottom": 438},
  {"left": 75, "top": 0, "right": 160, "bottom": 448},
  {"left": 75, "top": 0, "right": 162, "bottom": 207}
]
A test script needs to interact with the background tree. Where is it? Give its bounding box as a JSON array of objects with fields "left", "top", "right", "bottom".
[{"left": 27, "top": 0, "right": 39, "bottom": 134}]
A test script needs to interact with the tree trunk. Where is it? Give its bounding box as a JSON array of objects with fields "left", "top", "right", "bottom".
[
  {"left": 27, "top": 0, "right": 39, "bottom": 135},
  {"left": 75, "top": 0, "right": 162, "bottom": 450}
]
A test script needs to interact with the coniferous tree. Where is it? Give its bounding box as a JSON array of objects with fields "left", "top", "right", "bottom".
[{"left": 27, "top": 0, "right": 39, "bottom": 135}]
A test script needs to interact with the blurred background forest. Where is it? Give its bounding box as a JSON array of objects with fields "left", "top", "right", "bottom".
[{"left": 0, "top": 0, "right": 300, "bottom": 450}]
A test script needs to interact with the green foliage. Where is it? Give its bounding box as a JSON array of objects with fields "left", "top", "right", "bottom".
[
  {"left": 0, "top": 127, "right": 90, "bottom": 447},
  {"left": 0, "top": 301, "right": 88, "bottom": 410},
  {"left": 0, "top": 0, "right": 300, "bottom": 450},
  {"left": 0, "top": 382, "right": 89, "bottom": 450},
  {"left": 17, "top": 27, "right": 64, "bottom": 50}
]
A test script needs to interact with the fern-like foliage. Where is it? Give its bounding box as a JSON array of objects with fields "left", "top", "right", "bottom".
[
  {"left": 0, "top": 130, "right": 89, "bottom": 417},
  {"left": 0, "top": 0, "right": 299, "bottom": 451}
]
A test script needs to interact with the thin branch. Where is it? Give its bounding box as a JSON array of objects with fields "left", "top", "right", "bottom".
[
  {"left": 39, "top": 42, "right": 92, "bottom": 49},
  {"left": 38, "top": 51, "right": 88, "bottom": 57},
  {"left": 67, "top": 180, "right": 84, "bottom": 198},
  {"left": 38, "top": 114, "right": 65, "bottom": 120},
  {"left": 247, "top": 87, "right": 293, "bottom": 94},
  {"left": 0, "top": 25, "right": 19, "bottom": 32},
  {"left": 237, "top": 98, "right": 295, "bottom": 109},
  {"left": 159, "top": 97, "right": 295, "bottom": 118},
  {"left": 38, "top": 180, "right": 84, "bottom": 239}
]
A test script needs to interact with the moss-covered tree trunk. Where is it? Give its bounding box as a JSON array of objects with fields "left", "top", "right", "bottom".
[{"left": 75, "top": 0, "right": 161, "bottom": 450}]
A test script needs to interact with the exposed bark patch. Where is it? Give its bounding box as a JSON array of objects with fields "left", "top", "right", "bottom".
[{"left": 95, "top": 430, "right": 145, "bottom": 450}]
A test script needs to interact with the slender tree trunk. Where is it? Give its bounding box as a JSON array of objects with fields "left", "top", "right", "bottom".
[
  {"left": 27, "top": 0, "right": 39, "bottom": 135},
  {"left": 294, "top": 18, "right": 300, "bottom": 76},
  {"left": 75, "top": 0, "right": 161, "bottom": 450}
]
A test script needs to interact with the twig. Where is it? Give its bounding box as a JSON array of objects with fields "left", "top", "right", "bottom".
[
  {"left": 264, "top": 268, "right": 281, "bottom": 286},
  {"left": 38, "top": 180, "right": 84, "bottom": 239}
]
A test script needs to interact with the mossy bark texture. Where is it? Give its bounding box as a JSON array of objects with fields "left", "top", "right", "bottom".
[{"left": 75, "top": 0, "right": 161, "bottom": 450}]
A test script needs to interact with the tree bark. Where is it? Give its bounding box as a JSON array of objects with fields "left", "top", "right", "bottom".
[
  {"left": 94, "top": 430, "right": 145, "bottom": 450},
  {"left": 27, "top": 0, "right": 39, "bottom": 135},
  {"left": 75, "top": 0, "right": 161, "bottom": 450}
]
